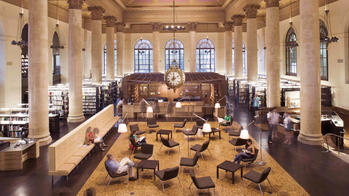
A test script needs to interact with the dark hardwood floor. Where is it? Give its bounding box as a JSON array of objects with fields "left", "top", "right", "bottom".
[{"left": 1, "top": 101, "right": 349, "bottom": 196}]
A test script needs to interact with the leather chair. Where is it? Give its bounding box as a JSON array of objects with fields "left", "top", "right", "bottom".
[
  {"left": 229, "top": 138, "right": 247, "bottom": 151},
  {"left": 180, "top": 152, "right": 200, "bottom": 172},
  {"left": 129, "top": 136, "right": 141, "bottom": 154},
  {"left": 147, "top": 118, "right": 159, "bottom": 133},
  {"left": 189, "top": 169, "right": 215, "bottom": 196},
  {"left": 160, "top": 136, "right": 180, "bottom": 154},
  {"left": 242, "top": 148, "right": 259, "bottom": 166},
  {"left": 129, "top": 124, "right": 146, "bottom": 135},
  {"left": 155, "top": 166, "right": 181, "bottom": 192},
  {"left": 174, "top": 119, "right": 187, "bottom": 130},
  {"left": 190, "top": 140, "right": 211, "bottom": 160},
  {"left": 104, "top": 161, "right": 129, "bottom": 186},
  {"left": 242, "top": 167, "right": 273, "bottom": 196},
  {"left": 183, "top": 125, "right": 199, "bottom": 139},
  {"left": 134, "top": 144, "right": 154, "bottom": 160}
]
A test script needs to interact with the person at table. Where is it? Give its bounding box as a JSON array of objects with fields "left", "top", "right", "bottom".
[
  {"left": 130, "top": 131, "right": 146, "bottom": 145},
  {"left": 85, "top": 127, "right": 107, "bottom": 151},
  {"left": 105, "top": 154, "right": 136, "bottom": 181},
  {"left": 233, "top": 139, "right": 256, "bottom": 164},
  {"left": 283, "top": 113, "right": 293, "bottom": 145},
  {"left": 219, "top": 114, "right": 232, "bottom": 126}
]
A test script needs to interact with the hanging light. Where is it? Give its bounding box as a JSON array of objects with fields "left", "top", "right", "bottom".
[
  {"left": 162, "top": 0, "right": 185, "bottom": 31},
  {"left": 214, "top": 102, "right": 221, "bottom": 109},
  {"left": 175, "top": 101, "right": 182, "bottom": 108},
  {"left": 118, "top": 123, "right": 128, "bottom": 133},
  {"left": 240, "top": 129, "right": 249, "bottom": 139},
  {"left": 324, "top": 0, "right": 339, "bottom": 44},
  {"left": 147, "top": 106, "right": 153, "bottom": 113},
  {"left": 11, "top": 0, "right": 26, "bottom": 47}
]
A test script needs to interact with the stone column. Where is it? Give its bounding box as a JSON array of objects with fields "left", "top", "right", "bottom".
[
  {"left": 232, "top": 15, "right": 244, "bottom": 78},
  {"left": 265, "top": 0, "right": 280, "bottom": 107},
  {"left": 28, "top": 0, "right": 51, "bottom": 145},
  {"left": 67, "top": 0, "right": 84, "bottom": 123},
  {"left": 152, "top": 23, "right": 161, "bottom": 72},
  {"left": 116, "top": 23, "right": 124, "bottom": 77},
  {"left": 298, "top": 0, "right": 322, "bottom": 145},
  {"left": 244, "top": 4, "right": 260, "bottom": 81},
  {"left": 88, "top": 6, "right": 104, "bottom": 83},
  {"left": 104, "top": 16, "right": 116, "bottom": 80},
  {"left": 188, "top": 23, "right": 197, "bottom": 72},
  {"left": 224, "top": 22, "right": 233, "bottom": 76}
]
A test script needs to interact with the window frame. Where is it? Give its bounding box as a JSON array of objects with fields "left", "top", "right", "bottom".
[
  {"left": 196, "top": 38, "right": 215, "bottom": 72},
  {"left": 165, "top": 39, "right": 184, "bottom": 70},
  {"left": 134, "top": 39, "right": 153, "bottom": 73},
  {"left": 319, "top": 20, "right": 329, "bottom": 81},
  {"left": 285, "top": 27, "right": 298, "bottom": 76}
]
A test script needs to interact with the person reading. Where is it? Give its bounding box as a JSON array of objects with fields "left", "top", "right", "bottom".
[
  {"left": 85, "top": 127, "right": 107, "bottom": 151},
  {"left": 105, "top": 154, "right": 136, "bottom": 181},
  {"left": 130, "top": 132, "right": 146, "bottom": 145},
  {"left": 233, "top": 139, "right": 256, "bottom": 164}
]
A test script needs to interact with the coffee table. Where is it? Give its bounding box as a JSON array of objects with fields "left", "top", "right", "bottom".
[
  {"left": 156, "top": 129, "right": 172, "bottom": 141},
  {"left": 136, "top": 160, "right": 159, "bottom": 180},
  {"left": 217, "top": 160, "right": 243, "bottom": 184}
]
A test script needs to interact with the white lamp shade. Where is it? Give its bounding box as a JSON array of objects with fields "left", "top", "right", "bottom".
[
  {"left": 214, "top": 103, "right": 221, "bottom": 109},
  {"left": 175, "top": 102, "right": 182, "bottom": 108},
  {"left": 118, "top": 123, "right": 128, "bottom": 133},
  {"left": 240, "top": 129, "right": 249, "bottom": 139},
  {"left": 146, "top": 106, "right": 153, "bottom": 113},
  {"left": 202, "top": 123, "right": 212, "bottom": 133}
]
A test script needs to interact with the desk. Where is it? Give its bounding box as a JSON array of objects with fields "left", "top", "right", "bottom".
[{"left": 0, "top": 140, "right": 39, "bottom": 171}]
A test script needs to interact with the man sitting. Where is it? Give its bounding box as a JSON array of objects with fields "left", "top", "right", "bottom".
[
  {"left": 218, "top": 114, "right": 232, "bottom": 126},
  {"left": 105, "top": 154, "right": 137, "bottom": 181}
]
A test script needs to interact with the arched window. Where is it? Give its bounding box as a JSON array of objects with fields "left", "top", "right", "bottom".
[
  {"left": 103, "top": 40, "right": 117, "bottom": 77},
  {"left": 285, "top": 27, "right": 297, "bottom": 76},
  {"left": 21, "top": 24, "right": 28, "bottom": 103},
  {"left": 165, "top": 39, "right": 184, "bottom": 70},
  {"left": 320, "top": 20, "right": 329, "bottom": 80},
  {"left": 231, "top": 41, "right": 247, "bottom": 76},
  {"left": 52, "top": 32, "right": 61, "bottom": 85},
  {"left": 196, "top": 39, "right": 215, "bottom": 72},
  {"left": 134, "top": 39, "right": 153, "bottom": 73}
]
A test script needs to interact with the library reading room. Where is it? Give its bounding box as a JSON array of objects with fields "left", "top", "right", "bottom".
[{"left": 0, "top": 0, "right": 349, "bottom": 195}]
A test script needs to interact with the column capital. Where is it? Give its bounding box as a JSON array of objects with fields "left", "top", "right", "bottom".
[
  {"left": 224, "top": 22, "right": 233, "bottom": 31},
  {"left": 187, "top": 22, "right": 197, "bottom": 31},
  {"left": 152, "top": 23, "right": 161, "bottom": 32},
  {"left": 264, "top": 0, "right": 280, "bottom": 8},
  {"left": 88, "top": 6, "right": 105, "bottom": 20},
  {"left": 67, "top": 0, "right": 84, "bottom": 9},
  {"left": 116, "top": 23, "right": 125, "bottom": 32},
  {"left": 232, "top": 15, "right": 244, "bottom": 26},
  {"left": 244, "top": 4, "right": 260, "bottom": 18},
  {"left": 104, "top": 16, "right": 116, "bottom": 27}
]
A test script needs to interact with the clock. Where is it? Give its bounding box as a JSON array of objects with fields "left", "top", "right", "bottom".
[{"left": 165, "top": 60, "right": 185, "bottom": 91}]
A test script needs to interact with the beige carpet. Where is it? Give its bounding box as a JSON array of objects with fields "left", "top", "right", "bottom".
[{"left": 77, "top": 121, "right": 309, "bottom": 196}]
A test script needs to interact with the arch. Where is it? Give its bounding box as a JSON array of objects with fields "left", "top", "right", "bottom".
[
  {"left": 165, "top": 39, "right": 184, "bottom": 70},
  {"left": 52, "top": 31, "right": 61, "bottom": 84},
  {"left": 21, "top": 23, "right": 29, "bottom": 103},
  {"left": 319, "top": 19, "right": 329, "bottom": 80},
  {"left": 285, "top": 27, "right": 297, "bottom": 76},
  {"left": 134, "top": 39, "right": 153, "bottom": 73},
  {"left": 196, "top": 38, "right": 215, "bottom": 72}
]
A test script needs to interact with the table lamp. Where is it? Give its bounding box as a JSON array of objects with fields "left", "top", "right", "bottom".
[
  {"left": 214, "top": 102, "right": 221, "bottom": 109},
  {"left": 175, "top": 101, "right": 182, "bottom": 108},
  {"left": 203, "top": 123, "right": 212, "bottom": 133},
  {"left": 240, "top": 129, "right": 249, "bottom": 139},
  {"left": 118, "top": 123, "right": 127, "bottom": 133}
]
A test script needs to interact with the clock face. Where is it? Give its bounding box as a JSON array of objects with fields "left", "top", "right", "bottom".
[{"left": 166, "top": 71, "right": 182, "bottom": 87}]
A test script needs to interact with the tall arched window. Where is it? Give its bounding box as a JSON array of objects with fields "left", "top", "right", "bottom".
[
  {"left": 285, "top": 27, "right": 297, "bottom": 76},
  {"left": 21, "top": 24, "right": 28, "bottom": 103},
  {"left": 103, "top": 40, "right": 117, "bottom": 77},
  {"left": 196, "top": 39, "right": 215, "bottom": 72},
  {"left": 52, "top": 32, "right": 61, "bottom": 85},
  {"left": 232, "top": 41, "right": 247, "bottom": 76},
  {"left": 320, "top": 20, "right": 329, "bottom": 80},
  {"left": 165, "top": 39, "right": 184, "bottom": 70},
  {"left": 134, "top": 39, "right": 153, "bottom": 73}
]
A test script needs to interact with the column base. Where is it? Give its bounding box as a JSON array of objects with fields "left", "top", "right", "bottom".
[
  {"left": 29, "top": 134, "right": 52, "bottom": 146},
  {"left": 67, "top": 114, "right": 85, "bottom": 123},
  {"left": 298, "top": 132, "right": 323, "bottom": 146}
]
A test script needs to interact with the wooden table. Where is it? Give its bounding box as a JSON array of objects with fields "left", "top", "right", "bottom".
[
  {"left": 136, "top": 160, "right": 159, "bottom": 180},
  {"left": 217, "top": 160, "right": 243, "bottom": 184},
  {"left": 0, "top": 140, "right": 39, "bottom": 171},
  {"left": 156, "top": 129, "right": 172, "bottom": 141}
]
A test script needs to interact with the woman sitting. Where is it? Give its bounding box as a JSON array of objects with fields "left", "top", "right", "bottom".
[
  {"left": 233, "top": 139, "right": 256, "bottom": 164},
  {"left": 85, "top": 127, "right": 107, "bottom": 151},
  {"left": 130, "top": 131, "right": 146, "bottom": 146}
]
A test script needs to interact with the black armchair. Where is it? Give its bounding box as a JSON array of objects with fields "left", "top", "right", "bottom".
[
  {"left": 130, "top": 124, "right": 146, "bottom": 135},
  {"left": 243, "top": 167, "right": 273, "bottom": 196},
  {"left": 155, "top": 166, "right": 181, "bottom": 192},
  {"left": 147, "top": 118, "right": 159, "bottom": 132},
  {"left": 190, "top": 140, "right": 211, "bottom": 160},
  {"left": 129, "top": 136, "right": 141, "bottom": 154},
  {"left": 160, "top": 136, "right": 180, "bottom": 154},
  {"left": 174, "top": 119, "right": 187, "bottom": 129},
  {"left": 180, "top": 152, "right": 200, "bottom": 172},
  {"left": 104, "top": 161, "right": 129, "bottom": 186},
  {"left": 189, "top": 170, "right": 215, "bottom": 195},
  {"left": 134, "top": 144, "right": 154, "bottom": 160},
  {"left": 229, "top": 138, "right": 247, "bottom": 151},
  {"left": 183, "top": 125, "right": 199, "bottom": 138},
  {"left": 242, "top": 148, "right": 259, "bottom": 166}
]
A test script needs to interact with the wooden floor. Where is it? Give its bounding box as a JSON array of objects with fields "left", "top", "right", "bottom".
[{"left": 77, "top": 121, "right": 308, "bottom": 196}]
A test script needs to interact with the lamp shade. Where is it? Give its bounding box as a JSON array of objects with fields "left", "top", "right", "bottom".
[
  {"left": 146, "top": 106, "right": 153, "bottom": 113},
  {"left": 118, "top": 123, "right": 128, "bottom": 133},
  {"left": 240, "top": 129, "right": 249, "bottom": 139},
  {"left": 214, "top": 102, "right": 221, "bottom": 109},
  {"left": 202, "top": 123, "right": 212, "bottom": 133},
  {"left": 175, "top": 101, "right": 182, "bottom": 108}
]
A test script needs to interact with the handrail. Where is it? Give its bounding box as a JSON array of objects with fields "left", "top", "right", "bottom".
[{"left": 323, "top": 131, "right": 348, "bottom": 154}]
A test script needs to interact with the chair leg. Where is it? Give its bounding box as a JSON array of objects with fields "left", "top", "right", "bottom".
[
  {"left": 200, "top": 152, "right": 205, "bottom": 160},
  {"left": 177, "top": 177, "right": 182, "bottom": 188},
  {"left": 104, "top": 174, "right": 109, "bottom": 182},
  {"left": 162, "top": 182, "right": 165, "bottom": 192},
  {"left": 267, "top": 178, "right": 274, "bottom": 193},
  {"left": 107, "top": 177, "right": 112, "bottom": 186},
  {"left": 258, "top": 183, "right": 263, "bottom": 196}
]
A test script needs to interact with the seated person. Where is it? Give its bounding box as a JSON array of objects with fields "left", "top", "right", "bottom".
[
  {"left": 106, "top": 154, "right": 136, "bottom": 181},
  {"left": 85, "top": 127, "right": 107, "bottom": 151},
  {"left": 233, "top": 139, "right": 256, "bottom": 164},
  {"left": 218, "top": 114, "right": 232, "bottom": 126},
  {"left": 130, "top": 132, "right": 146, "bottom": 146}
]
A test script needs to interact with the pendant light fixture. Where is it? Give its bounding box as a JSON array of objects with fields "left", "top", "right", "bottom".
[
  {"left": 324, "top": 0, "right": 339, "bottom": 44},
  {"left": 11, "top": 0, "right": 25, "bottom": 47}
]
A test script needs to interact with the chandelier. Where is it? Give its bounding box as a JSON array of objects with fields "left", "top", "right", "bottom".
[
  {"left": 11, "top": 1, "right": 26, "bottom": 47},
  {"left": 163, "top": 0, "right": 185, "bottom": 31},
  {"left": 323, "top": 0, "right": 338, "bottom": 44}
]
